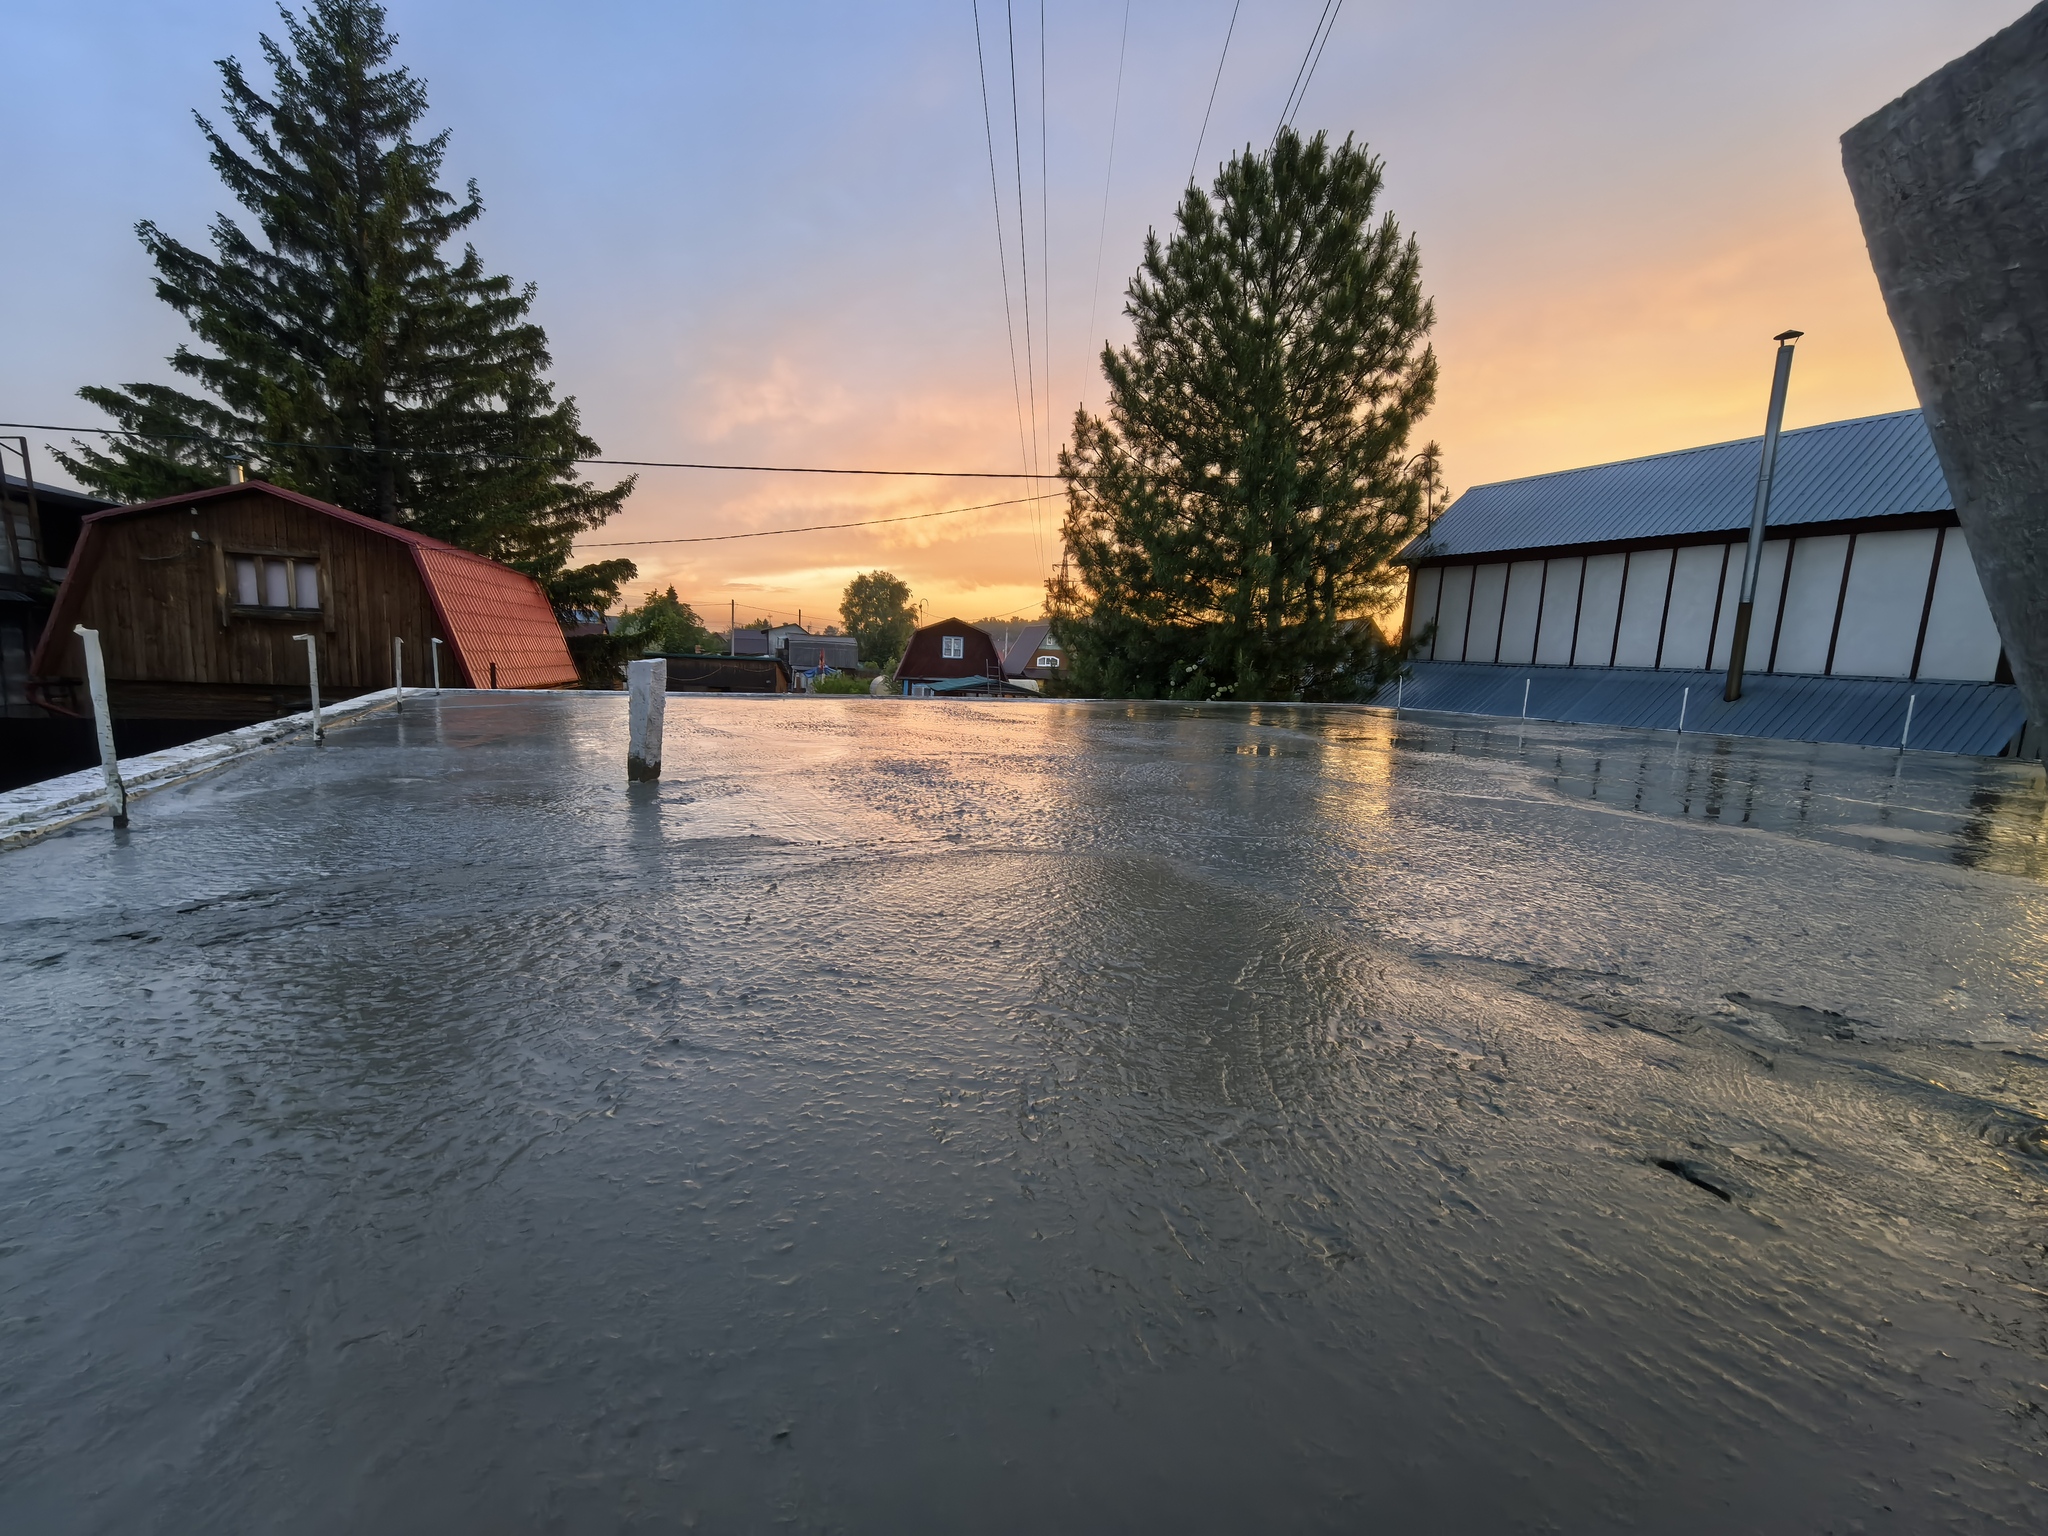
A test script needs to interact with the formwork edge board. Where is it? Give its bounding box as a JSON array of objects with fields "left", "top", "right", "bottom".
[{"left": 0, "top": 687, "right": 407, "bottom": 851}]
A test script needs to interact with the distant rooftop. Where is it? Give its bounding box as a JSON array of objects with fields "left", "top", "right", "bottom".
[{"left": 1404, "top": 410, "right": 1951, "bottom": 563}]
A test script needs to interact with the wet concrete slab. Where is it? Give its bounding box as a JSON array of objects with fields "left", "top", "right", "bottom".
[{"left": 2, "top": 693, "right": 2046, "bottom": 1532}]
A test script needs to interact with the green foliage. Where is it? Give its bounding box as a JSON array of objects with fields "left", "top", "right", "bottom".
[
  {"left": 54, "top": 0, "right": 635, "bottom": 615},
  {"left": 566, "top": 631, "right": 639, "bottom": 689},
  {"left": 614, "top": 587, "right": 719, "bottom": 655},
  {"left": 1055, "top": 127, "right": 1437, "bottom": 702},
  {"left": 810, "top": 672, "right": 872, "bottom": 695},
  {"left": 840, "top": 571, "right": 915, "bottom": 672}
]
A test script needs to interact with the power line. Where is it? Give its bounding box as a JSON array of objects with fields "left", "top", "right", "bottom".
[
  {"left": 0, "top": 421, "right": 1038, "bottom": 479},
  {"left": 1005, "top": 1, "right": 1044, "bottom": 490},
  {"left": 1281, "top": 0, "right": 1345, "bottom": 131},
  {"left": 1276, "top": 1, "right": 1338, "bottom": 133},
  {"left": 970, "top": 3, "right": 1036, "bottom": 490},
  {"left": 1189, "top": 0, "right": 1242, "bottom": 186},
  {"left": 1085, "top": 0, "right": 1133, "bottom": 364},
  {"left": 578, "top": 491, "right": 1064, "bottom": 546}
]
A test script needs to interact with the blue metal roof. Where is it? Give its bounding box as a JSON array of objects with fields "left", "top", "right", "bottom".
[
  {"left": 1404, "top": 410, "right": 1951, "bottom": 562},
  {"left": 1375, "top": 661, "right": 2024, "bottom": 757}
]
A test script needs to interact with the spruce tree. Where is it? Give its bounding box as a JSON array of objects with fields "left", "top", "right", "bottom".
[
  {"left": 1054, "top": 128, "right": 1438, "bottom": 701},
  {"left": 56, "top": 0, "right": 635, "bottom": 614}
]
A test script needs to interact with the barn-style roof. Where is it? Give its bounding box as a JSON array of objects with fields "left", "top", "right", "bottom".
[
  {"left": 897, "top": 617, "right": 1003, "bottom": 681},
  {"left": 33, "top": 481, "right": 576, "bottom": 688},
  {"left": 1403, "top": 409, "right": 1953, "bottom": 564}
]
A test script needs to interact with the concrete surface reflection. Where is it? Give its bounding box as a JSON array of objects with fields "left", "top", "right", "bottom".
[{"left": 1, "top": 694, "right": 2044, "bottom": 1533}]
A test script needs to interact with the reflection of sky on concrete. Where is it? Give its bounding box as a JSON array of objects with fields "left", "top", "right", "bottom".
[
  {"left": 3, "top": 2, "right": 2026, "bottom": 626},
  {"left": 4, "top": 693, "right": 2048, "bottom": 1528}
]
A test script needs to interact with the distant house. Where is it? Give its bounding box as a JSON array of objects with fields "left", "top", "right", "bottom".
[
  {"left": 895, "top": 618, "right": 1039, "bottom": 697},
  {"left": 786, "top": 634, "right": 860, "bottom": 672},
  {"left": 998, "top": 622, "right": 1064, "bottom": 689},
  {"left": 731, "top": 628, "right": 773, "bottom": 656},
  {"left": 29, "top": 480, "right": 576, "bottom": 728}
]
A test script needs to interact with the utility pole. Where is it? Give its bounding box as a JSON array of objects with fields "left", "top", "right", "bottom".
[
  {"left": 1724, "top": 330, "right": 1803, "bottom": 702},
  {"left": 730, "top": 598, "right": 735, "bottom": 654}
]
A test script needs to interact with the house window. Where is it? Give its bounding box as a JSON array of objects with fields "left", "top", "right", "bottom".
[
  {"left": 232, "top": 554, "right": 320, "bottom": 613},
  {"left": 1035, "top": 654, "right": 1059, "bottom": 668},
  {"left": 941, "top": 634, "right": 965, "bottom": 659}
]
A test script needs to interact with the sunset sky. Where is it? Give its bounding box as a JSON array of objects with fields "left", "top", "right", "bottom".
[{"left": 4, "top": 1, "right": 2026, "bottom": 632}]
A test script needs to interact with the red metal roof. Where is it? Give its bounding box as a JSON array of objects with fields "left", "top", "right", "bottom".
[
  {"left": 32, "top": 480, "right": 577, "bottom": 688},
  {"left": 412, "top": 544, "right": 576, "bottom": 688}
]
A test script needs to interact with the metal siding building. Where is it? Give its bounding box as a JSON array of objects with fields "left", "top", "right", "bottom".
[{"left": 1391, "top": 411, "right": 2028, "bottom": 755}]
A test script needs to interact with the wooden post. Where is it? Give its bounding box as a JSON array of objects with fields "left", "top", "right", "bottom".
[
  {"left": 293, "top": 633, "right": 323, "bottom": 741},
  {"left": 72, "top": 624, "right": 128, "bottom": 828},
  {"left": 627, "top": 657, "right": 666, "bottom": 781}
]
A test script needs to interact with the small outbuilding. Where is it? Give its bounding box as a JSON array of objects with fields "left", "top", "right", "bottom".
[
  {"left": 658, "top": 653, "right": 792, "bottom": 693},
  {"left": 30, "top": 479, "right": 576, "bottom": 726}
]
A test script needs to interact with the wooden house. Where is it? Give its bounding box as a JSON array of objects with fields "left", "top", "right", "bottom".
[
  {"left": 894, "top": 618, "right": 1040, "bottom": 697},
  {"left": 29, "top": 480, "right": 576, "bottom": 726}
]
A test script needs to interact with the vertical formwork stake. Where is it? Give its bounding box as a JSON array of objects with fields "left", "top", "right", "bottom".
[
  {"left": 1678, "top": 686, "right": 1689, "bottom": 735},
  {"left": 293, "top": 632, "right": 323, "bottom": 741},
  {"left": 1901, "top": 693, "right": 1916, "bottom": 752},
  {"left": 431, "top": 637, "right": 443, "bottom": 694},
  {"left": 393, "top": 636, "right": 405, "bottom": 711},
  {"left": 1396, "top": 674, "right": 1404, "bottom": 715},
  {"left": 627, "top": 657, "right": 667, "bottom": 781},
  {"left": 72, "top": 624, "right": 128, "bottom": 828},
  {"left": 1521, "top": 678, "right": 1531, "bottom": 721}
]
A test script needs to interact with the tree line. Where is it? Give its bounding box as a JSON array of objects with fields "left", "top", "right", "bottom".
[{"left": 65, "top": 3, "right": 1441, "bottom": 701}]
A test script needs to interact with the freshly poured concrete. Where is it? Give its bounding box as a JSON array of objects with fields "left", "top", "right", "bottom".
[{"left": 2, "top": 693, "right": 2046, "bottom": 1533}]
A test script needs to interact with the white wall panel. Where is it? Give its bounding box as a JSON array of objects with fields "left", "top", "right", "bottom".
[
  {"left": 1534, "top": 558, "right": 1582, "bottom": 665},
  {"left": 1434, "top": 564, "right": 1474, "bottom": 662},
  {"left": 1496, "top": 561, "right": 1544, "bottom": 665},
  {"left": 1712, "top": 539, "right": 1789, "bottom": 670},
  {"left": 1408, "top": 566, "right": 1442, "bottom": 651},
  {"left": 1574, "top": 553, "right": 1626, "bottom": 665},
  {"left": 1613, "top": 548, "right": 1672, "bottom": 668},
  {"left": 1916, "top": 529, "right": 2004, "bottom": 681},
  {"left": 1832, "top": 528, "right": 1937, "bottom": 677},
  {"left": 1658, "top": 544, "right": 1725, "bottom": 669},
  {"left": 1770, "top": 534, "right": 1850, "bottom": 675},
  {"left": 1467, "top": 563, "right": 1509, "bottom": 663}
]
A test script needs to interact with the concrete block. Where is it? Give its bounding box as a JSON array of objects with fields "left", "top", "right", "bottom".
[
  {"left": 627, "top": 658, "right": 667, "bottom": 780},
  {"left": 1842, "top": 3, "right": 2048, "bottom": 735}
]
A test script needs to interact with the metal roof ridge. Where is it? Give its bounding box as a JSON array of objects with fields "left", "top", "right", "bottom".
[{"left": 1455, "top": 408, "right": 1926, "bottom": 495}]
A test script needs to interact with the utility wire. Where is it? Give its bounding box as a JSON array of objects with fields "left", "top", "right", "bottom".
[
  {"left": 970, "top": 3, "right": 1037, "bottom": 491},
  {"left": 1085, "top": 0, "right": 1133, "bottom": 366},
  {"left": 1189, "top": 0, "right": 1242, "bottom": 186},
  {"left": 0, "top": 421, "right": 1038, "bottom": 479},
  {"left": 578, "top": 491, "right": 1064, "bottom": 546},
  {"left": 1275, "top": 1, "right": 1336, "bottom": 132},
  {"left": 1005, "top": 1, "right": 1043, "bottom": 490},
  {"left": 1279, "top": 0, "right": 1345, "bottom": 131}
]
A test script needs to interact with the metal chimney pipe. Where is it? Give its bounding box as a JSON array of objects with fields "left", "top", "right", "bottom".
[{"left": 1724, "top": 330, "right": 1803, "bottom": 701}]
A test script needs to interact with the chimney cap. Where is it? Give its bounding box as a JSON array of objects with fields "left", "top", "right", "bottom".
[{"left": 1773, "top": 329, "right": 1805, "bottom": 343}]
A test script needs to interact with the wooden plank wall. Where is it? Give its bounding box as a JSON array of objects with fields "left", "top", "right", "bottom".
[{"left": 50, "top": 490, "right": 458, "bottom": 692}]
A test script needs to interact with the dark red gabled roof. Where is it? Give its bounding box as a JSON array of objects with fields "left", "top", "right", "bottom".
[
  {"left": 896, "top": 617, "right": 1005, "bottom": 681},
  {"left": 32, "top": 481, "right": 577, "bottom": 688}
]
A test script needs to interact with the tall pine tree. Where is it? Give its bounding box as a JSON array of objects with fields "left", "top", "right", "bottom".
[
  {"left": 57, "top": 0, "right": 635, "bottom": 615},
  {"left": 1054, "top": 128, "right": 1437, "bottom": 701}
]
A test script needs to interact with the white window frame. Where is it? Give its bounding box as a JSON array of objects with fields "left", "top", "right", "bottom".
[{"left": 941, "top": 634, "right": 965, "bottom": 659}]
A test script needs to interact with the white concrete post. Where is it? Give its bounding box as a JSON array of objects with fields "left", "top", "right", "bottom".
[
  {"left": 393, "top": 636, "right": 404, "bottom": 711},
  {"left": 430, "top": 637, "right": 443, "bottom": 693},
  {"left": 627, "top": 657, "right": 667, "bottom": 781},
  {"left": 293, "top": 633, "right": 323, "bottom": 741},
  {"left": 1678, "top": 687, "right": 1689, "bottom": 735},
  {"left": 72, "top": 624, "right": 128, "bottom": 828},
  {"left": 1901, "top": 693, "right": 1916, "bottom": 751},
  {"left": 1521, "top": 678, "right": 1531, "bottom": 720}
]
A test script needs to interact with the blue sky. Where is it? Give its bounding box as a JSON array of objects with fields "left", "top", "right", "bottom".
[{"left": 2, "top": 1, "right": 2026, "bottom": 627}]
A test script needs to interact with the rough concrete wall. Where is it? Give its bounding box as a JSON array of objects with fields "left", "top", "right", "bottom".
[{"left": 1842, "top": 3, "right": 2048, "bottom": 737}]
